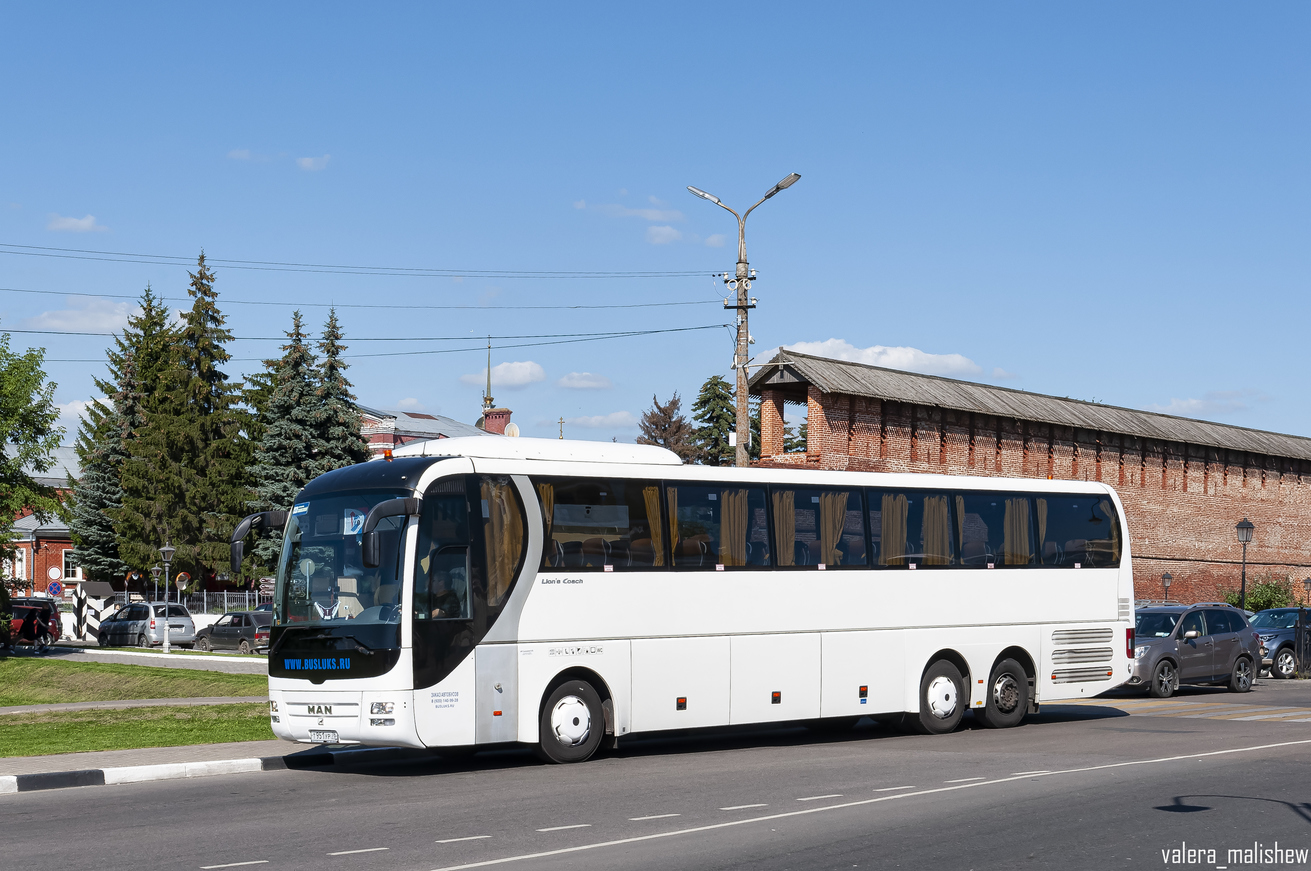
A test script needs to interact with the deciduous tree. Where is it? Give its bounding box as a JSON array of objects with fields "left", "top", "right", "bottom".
[
  {"left": 0, "top": 324, "right": 62, "bottom": 565},
  {"left": 636, "top": 392, "right": 698, "bottom": 461}
]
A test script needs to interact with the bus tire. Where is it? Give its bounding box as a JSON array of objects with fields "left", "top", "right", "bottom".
[
  {"left": 909, "top": 660, "right": 965, "bottom": 735},
  {"left": 975, "top": 658, "right": 1028, "bottom": 729},
  {"left": 538, "top": 679, "right": 604, "bottom": 764}
]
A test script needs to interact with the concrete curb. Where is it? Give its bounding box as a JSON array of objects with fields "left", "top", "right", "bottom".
[{"left": 0, "top": 746, "right": 420, "bottom": 796}]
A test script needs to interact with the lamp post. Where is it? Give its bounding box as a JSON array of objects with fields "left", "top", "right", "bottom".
[
  {"left": 688, "top": 172, "right": 801, "bottom": 467},
  {"left": 1161, "top": 572, "right": 1172, "bottom": 603},
  {"left": 1235, "top": 518, "right": 1254, "bottom": 611},
  {"left": 150, "top": 565, "right": 160, "bottom": 602},
  {"left": 158, "top": 543, "right": 176, "bottom": 654}
]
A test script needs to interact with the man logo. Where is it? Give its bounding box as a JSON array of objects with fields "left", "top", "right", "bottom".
[{"left": 307, "top": 705, "right": 333, "bottom": 715}]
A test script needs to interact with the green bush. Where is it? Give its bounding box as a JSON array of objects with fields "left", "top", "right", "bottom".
[{"left": 1219, "top": 573, "right": 1296, "bottom": 612}]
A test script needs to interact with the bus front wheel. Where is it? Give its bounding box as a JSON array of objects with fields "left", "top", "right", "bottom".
[
  {"left": 908, "top": 660, "right": 966, "bottom": 735},
  {"left": 538, "top": 680, "right": 605, "bottom": 764}
]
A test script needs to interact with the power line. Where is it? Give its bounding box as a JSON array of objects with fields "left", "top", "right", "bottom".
[
  {"left": 0, "top": 242, "right": 716, "bottom": 280},
  {"left": 39, "top": 324, "right": 726, "bottom": 363},
  {"left": 4, "top": 325, "right": 724, "bottom": 342},
  {"left": 0, "top": 285, "right": 718, "bottom": 311}
]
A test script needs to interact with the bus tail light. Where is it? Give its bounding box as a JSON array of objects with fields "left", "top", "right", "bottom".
[{"left": 1126, "top": 627, "right": 1134, "bottom": 659}]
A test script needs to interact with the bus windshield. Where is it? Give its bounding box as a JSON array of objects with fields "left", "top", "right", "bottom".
[{"left": 274, "top": 490, "right": 409, "bottom": 628}]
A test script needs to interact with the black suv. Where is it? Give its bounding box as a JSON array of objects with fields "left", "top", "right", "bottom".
[
  {"left": 1131, "top": 604, "right": 1261, "bottom": 697},
  {"left": 1250, "top": 608, "right": 1304, "bottom": 679}
]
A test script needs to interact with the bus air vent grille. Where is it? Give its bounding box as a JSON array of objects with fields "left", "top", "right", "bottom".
[
  {"left": 1118, "top": 598, "right": 1132, "bottom": 621},
  {"left": 1050, "top": 667, "right": 1115, "bottom": 684},
  {"left": 1052, "top": 628, "right": 1113, "bottom": 646},
  {"left": 1051, "top": 647, "right": 1113, "bottom": 664}
]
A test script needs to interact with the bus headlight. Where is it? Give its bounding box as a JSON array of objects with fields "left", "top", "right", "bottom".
[
  {"left": 269, "top": 700, "right": 279, "bottom": 714},
  {"left": 370, "top": 702, "right": 394, "bottom": 715}
]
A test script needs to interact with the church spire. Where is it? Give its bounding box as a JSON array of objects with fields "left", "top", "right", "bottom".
[{"left": 482, "top": 336, "right": 494, "bottom": 412}]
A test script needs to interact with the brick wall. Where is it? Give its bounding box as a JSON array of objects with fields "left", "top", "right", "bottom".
[{"left": 759, "top": 390, "right": 1311, "bottom": 604}]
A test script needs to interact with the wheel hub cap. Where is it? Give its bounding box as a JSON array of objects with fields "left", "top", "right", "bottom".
[
  {"left": 926, "top": 676, "right": 957, "bottom": 719},
  {"left": 992, "top": 674, "right": 1020, "bottom": 714},
  {"left": 550, "top": 696, "right": 591, "bottom": 746}
]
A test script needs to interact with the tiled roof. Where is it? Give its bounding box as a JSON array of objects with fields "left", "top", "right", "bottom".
[{"left": 749, "top": 349, "right": 1311, "bottom": 461}]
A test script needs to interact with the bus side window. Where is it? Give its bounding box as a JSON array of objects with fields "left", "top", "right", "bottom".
[
  {"left": 1034, "top": 495, "right": 1122, "bottom": 568},
  {"left": 954, "top": 493, "right": 1034, "bottom": 567},
  {"left": 771, "top": 488, "right": 866, "bottom": 568},
  {"left": 667, "top": 484, "right": 769, "bottom": 569},
  {"left": 866, "top": 489, "right": 955, "bottom": 568},
  {"left": 479, "top": 477, "right": 526, "bottom": 606},
  {"left": 535, "top": 478, "right": 666, "bottom": 571},
  {"left": 414, "top": 478, "right": 472, "bottom": 621}
]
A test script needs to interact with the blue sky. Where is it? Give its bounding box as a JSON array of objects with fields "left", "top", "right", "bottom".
[{"left": 3, "top": 4, "right": 1309, "bottom": 444}]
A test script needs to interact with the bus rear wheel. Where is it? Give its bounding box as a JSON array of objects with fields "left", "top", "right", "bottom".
[
  {"left": 908, "top": 660, "right": 966, "bottom": 735},
  {"left": 975, "top": 658, "right": 1028, "bottom": 729},
  {"left": 538, "top": 680, "right": 604, "bottom": 764}
]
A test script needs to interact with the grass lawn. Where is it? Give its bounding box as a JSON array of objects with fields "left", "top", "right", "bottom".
[
  {"left": 0, "top": 658, "right": 268, "bottom": 707},
  {"left": 0, "top": 704, "right": 274, "bottom": 757}
]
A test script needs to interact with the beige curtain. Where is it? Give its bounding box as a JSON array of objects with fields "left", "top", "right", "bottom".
[
  {"left": 482, "top": 479, "right": 523, "bottom": 606},
  {"left": 819, "top": 491, "right": 848, "bottom": 565},
  {"left": 922, "top": 495, "right": 952, "bottom": 565},
  {"left": 536, "top": 482, "right": 555, "bottom": 567},
  {"left": 773, "top": 490, "right": 796, "bottom": 567},
  {"left": 666, "top": 487, "right": 680, "bottom": 562},
  {"left": 720, "top": 489, "right": 748, "bottom": 566},
  {"left": 881, "top": 492, "right": 908, "bottom": 566},
  {"left": 1035, "top": 498, "right": 1049, "bottom": 564},
  {"left": 954, "top": 495, "right": 966, "bottom": 552},
  {"left": 643, "top": 486, "right": 664, "bottom": 567},
  {"left": 1003, "top": 498, "right": 1032, "bottom": 565}
]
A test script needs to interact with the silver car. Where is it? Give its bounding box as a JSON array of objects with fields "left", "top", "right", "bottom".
[
  {"left": 1129, "top": 604, "right": 1261, "bottom": 697},
  {"left": 97, "top": 602, "right": 196, "bottom": 648}
]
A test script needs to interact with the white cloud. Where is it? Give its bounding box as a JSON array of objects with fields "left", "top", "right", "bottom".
[
  {"left": 557, "top": 371, "right": 612, "bottom": 390},
  {"left": 991, "top": 367, "right": 1018, "bottom": 380},
  {"left": 227, "top": 149, "right": 253, "bottom": 160},
  {"left": 23, "top": 297, "right": 133, "bottom": 332},
  {"left": 396, "top": 397, "right": 425, "bottom": 411},
  {"left": 1147, "top": 390, "right": 1263, "bottom": 418},
  {"left": 55, "top": 398, "right": 102, "bottom": 435},
  {"left": 646, "top": 225, "right": 682, "bottom": 245},
  {"left": 573, "top": 199, "right": 586, "bottom": 209},
  {"left": 784, "top": 338, "right": 983, "bottom": 377},
  {"left": 296, "top": 154, "right": 331, "bottom": 171},
  {"left": 566, "top": 411, "right": 637, "bottom": 429},
  {"left": 705, "top": 234, "right": 727, "bottom": 248},
  {"left": 596, "top": 203, "right": 684, "bottom": 222},
  {"left": 47, "top": 214, "right": 107, "bottom": 233},
  {"left": 460, "top": 360, "right": 546, "bottom": 389}
]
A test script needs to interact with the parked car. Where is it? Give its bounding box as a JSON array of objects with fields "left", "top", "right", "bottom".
[
  {"left": 97, "top": 602, "right": 196, "bottom": 648},
  {"left": 1250, "top": 608, "right": 1304, "bottom": 679},
  {"left": 194, "top": 611, "right": 272, "bottom": 655},
  {"left": 10, "top": 597, "right": 63, "bottom": 640},
  {"left": 6, "top": 603, "right": 58, "bottom": 653},
  {"left": 1130, "top": 604, "right": 1261, "bottom": 697}
]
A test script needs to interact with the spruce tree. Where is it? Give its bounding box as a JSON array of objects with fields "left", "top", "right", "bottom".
[
  {"left": 120, "top": 254, "right": 251, "bottom": 582},
  {"left": 636, "top": 392, "right": 698, "bottom": 461},
  {"left": 68, "top": 359, "right": 132, "bottom": 583},
  {"left": 249, "top": 311, "right": 321, "bottom": 566},
  {"left": 691, "top": 375, "right": 736, "bottom": 466},
  {"left": 311, "top": 307, "right": 371, "bottom": 475}
]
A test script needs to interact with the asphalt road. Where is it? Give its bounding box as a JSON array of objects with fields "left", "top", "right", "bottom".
[{"left": 5, "top": 680, "right": 1311, "bottom": 870}]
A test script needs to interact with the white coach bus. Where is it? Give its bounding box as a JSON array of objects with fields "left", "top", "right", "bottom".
[{"left": 231, "top": 437, "right": 1135, "bottom": 763}]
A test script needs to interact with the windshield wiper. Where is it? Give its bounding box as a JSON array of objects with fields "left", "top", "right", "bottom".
[{"left": 270, "top": 629, "right": 378, "bottom": 657}]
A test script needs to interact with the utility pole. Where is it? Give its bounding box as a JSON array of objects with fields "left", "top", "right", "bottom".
[{"left": 688, "top": 173, "right": 801, "bottom": 466}]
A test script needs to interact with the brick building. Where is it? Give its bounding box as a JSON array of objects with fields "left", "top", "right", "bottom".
[
  {"left": 750, "top": 350, "right": 1311, "bottom": 604},
  {"left": 359, "top": 405, "right": 491, "bottom": 458},
  {"left": 5, "top": 445, "right": 80, "bottom": 596}
]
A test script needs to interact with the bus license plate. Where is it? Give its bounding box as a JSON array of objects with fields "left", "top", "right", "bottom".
[{"left": 309, "top": 730, "right": 338, "bottom": 743}]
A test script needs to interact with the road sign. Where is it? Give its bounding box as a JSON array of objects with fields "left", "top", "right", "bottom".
[
  {"left": 176, "top": 571, "right": 191, "bottom": 590},
  {"left": 258, "top": 577, "right": 275, "bottom": 596},
  {"left": 47, "top": 581, "right": 63, "bottom": 597}
]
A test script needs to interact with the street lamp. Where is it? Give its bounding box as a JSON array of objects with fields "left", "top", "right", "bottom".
[
  {"left": 158, "top": 543, "right": 176, "bottom": 654},
  {"left": 1235, "top": 518, "right": 1254, "bottom": 611},
  {"left": 688, "top": 172, "right": 801, "bottom": 467},
  {"left": 1161, "top": 572, "right": 1172, "bottom": 602},
  {"left": 150, "top": 565, "right": 161, "bottom": 601}
]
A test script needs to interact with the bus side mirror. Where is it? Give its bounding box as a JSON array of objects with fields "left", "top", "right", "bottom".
[
  {"left": 361, "top": 497, "right": 423, "bottom": 568},
  {"left": 230, "top": 540, "right": 244, "bottom": 574}
]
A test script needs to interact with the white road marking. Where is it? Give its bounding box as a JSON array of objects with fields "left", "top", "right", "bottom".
[
  {"left": 873, "top": 786, "right": 915, "bottom": 792},
  {"left": 437, "top": 836, "right": 492, "bottom": 844},
  {"left": 1229, "top": 711, "right": 1311, "bottom": 721},
  {"left": 536, "top": 825, "right": 591, "bottom": 832},
  {"left": 629, "top": 814, "right": 681, "bottom": 821},
  {"left": 796, "top": 794, "right": 843, "bottom": 801},
  {"left": 1011, "top": 771, "right": 1051, "bottom": 776},
  {"left": 943, "top": 777, "right": 985, "bottom": 783},
  {"left": 328, "top": 848, "right": 389, "bottom": 856},
  {"left": 719, "top": 804, "right": 768, "bottom": 810},
  {"left": 425, "top": 737, "right": 1311, "bottom": 871},
  {"left": 200, "top": 863, "right": 269, "bottom": 870}
]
